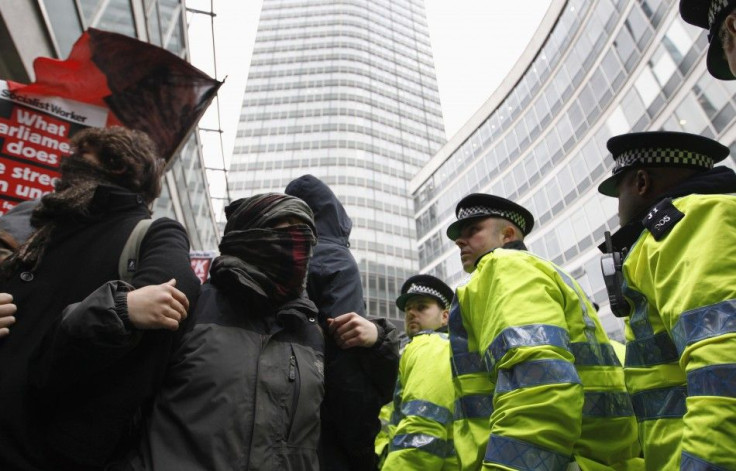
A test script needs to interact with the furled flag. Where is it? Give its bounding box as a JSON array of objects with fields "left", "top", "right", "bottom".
[
  {"left": 8, "top": 27, "right": 222, "bottom": 162},
  {"left": 0, "top": 28, "right": 221, "bottom": 213}
]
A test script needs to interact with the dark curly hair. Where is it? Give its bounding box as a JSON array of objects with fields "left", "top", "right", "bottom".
[{"left": 70, "top": 126, "right": 165, "bottom": 204}]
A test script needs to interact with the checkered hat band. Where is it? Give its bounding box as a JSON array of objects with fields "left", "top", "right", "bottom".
[
  {"left": 407, "top": 284, "right": 449, "bottom": 308},
  {"left": 456, "top": 206, "right": 527, "bottom": 233},
  {"left": 613, "top": 148, "right": 714, "bottom": 173},
  {"left": 709, "top": 0, "right": 730, "bottom": 29}
]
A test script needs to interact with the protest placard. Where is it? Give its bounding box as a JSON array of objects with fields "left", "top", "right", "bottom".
[{"left": 0, "top": 81, "right": 109, "bottom": 213}]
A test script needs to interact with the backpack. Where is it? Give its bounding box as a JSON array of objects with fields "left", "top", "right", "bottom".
[{"left": 118, "top": 218, "right": 153, "bottom": 284}]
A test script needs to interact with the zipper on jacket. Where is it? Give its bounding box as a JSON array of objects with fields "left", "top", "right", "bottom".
[
  {"left": 288, "top": 353, "right": 296, "bottom": 382},
  {"left": 246, "top": 333, "right": 269, "bottom": 470},
  {"left": 286, "top": 343, "right": 300, "bottom": 442}
]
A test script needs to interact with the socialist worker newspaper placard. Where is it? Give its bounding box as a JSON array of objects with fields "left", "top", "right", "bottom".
[{"left": 0, "top": 80, "right": 108, "bottom": 214}]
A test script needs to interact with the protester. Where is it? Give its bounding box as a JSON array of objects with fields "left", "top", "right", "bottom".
[
  {"left": 0, "top": 126, "right": 199, "bottom": 471},
  {"left": 285, "top": 174, "right": 399, "bottom": 471},
  {"left": 598, "top": 131, "right": 736, "bottom": 470},
  {"left": 447, "top": 193, "right": 642, "bottom": 470},
  {"left": 123, "top": 193, "right": 325, "bottom": 470},
  {"left": 381, "top": 274, "right": 457, "bottom": 471}
]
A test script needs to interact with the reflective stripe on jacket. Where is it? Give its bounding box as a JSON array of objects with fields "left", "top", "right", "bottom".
[
  {"left": 622, "top": 194, "right": 736, "bottom": 470},
  {"left": 451, "top": 247, "right": 642, "bottom": 470},
  {"left": 382, "top": 331, "right": 458, "bottom": 471}
]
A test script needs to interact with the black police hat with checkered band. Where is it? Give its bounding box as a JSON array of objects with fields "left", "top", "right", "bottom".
[
  {"left": 395, "top": 274, "right": 454, "bottom": 311},
  {"left": 680, "top": 0, "right": 736, "bottom": 79},
  {"left": 597, "top": 131, "right": 729, "bottom": 197},
  {"left": 446, "top": 193, "right": 534, "bottom": 241}
]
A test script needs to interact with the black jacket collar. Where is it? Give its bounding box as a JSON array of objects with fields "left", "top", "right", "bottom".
[
  {"left": 88, "top": 185, "right": 148, "bottom": 217},
  {"left": 600, "top": 167, "right": 736, "bottom": 253},
  {"left": 475, "top": 240, "right": 528, "bottom": 267}
]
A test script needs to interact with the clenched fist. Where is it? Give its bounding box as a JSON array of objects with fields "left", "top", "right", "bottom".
[
  {"left": 126, "top": 279, "right": 189, "bottom": 331},
  {"left": 327, "top": 312, "right": 378, "bottom": 349}
]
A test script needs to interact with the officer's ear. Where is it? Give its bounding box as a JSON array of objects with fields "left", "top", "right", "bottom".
[
  {"left": 634, "top": 169, "right": 654, "bottom": 197},
  {"left": 440, "top": 308, "right": 449, "bottom": 326},
  {"left": 725, "top": 13, "right": 736, "bottom": 39},
  {"left": 501, "top": 223, "right": 521, "bottom": 244}
]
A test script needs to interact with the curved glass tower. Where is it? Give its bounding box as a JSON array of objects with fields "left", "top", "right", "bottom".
[
  {"left": 229, "top": 0, "right": 445, "bottom": 323},
  {"left": 413, "top": 0, "right": 736, "bottom": 341}
]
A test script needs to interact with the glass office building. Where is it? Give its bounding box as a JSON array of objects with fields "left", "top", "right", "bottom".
[
  {"left": 229, "top": 0, "right": 446, "bottom": 324},
  {"left": 412, "top": 0, "right": 736, "bottom": 340},
  {"left": 0, "top": 0, "right": 220, "bottom": 250}
]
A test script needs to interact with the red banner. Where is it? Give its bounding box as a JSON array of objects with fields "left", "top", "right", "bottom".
[
  {"left": 190, "top": 251, "right": 217, "bottom": 284},
  {"left": 10, "top": 28, "right": 221, "bottom": 162},
  {"left": 0, "top": 28, "right": 221, "bottom": 214}
]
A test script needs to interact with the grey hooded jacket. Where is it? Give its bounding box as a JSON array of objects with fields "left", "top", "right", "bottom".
[{"left": 121, "top": 283, "right": 325, "bottom": 471}]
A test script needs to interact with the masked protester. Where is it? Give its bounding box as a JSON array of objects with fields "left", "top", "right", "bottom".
[
  {"left": 123, "top": 193, "right": 325, "bottom": 471},
  {"left": 0, "top": 126, "right": 199, "bottom": 471}
]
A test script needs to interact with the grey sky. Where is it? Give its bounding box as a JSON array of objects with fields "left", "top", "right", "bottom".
[{"left": 186, "top": 0, "right": 549, "bottom": 202}]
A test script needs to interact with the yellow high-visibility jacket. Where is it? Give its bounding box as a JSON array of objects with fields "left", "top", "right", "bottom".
[
  {"left": 375, "top": 401, "right": 394, "bottom": 468},
  {"left": 382, "top": 331, "right": 458, "bottom": 470},
  {"left": 451, "top": 246, "right": 642, "bottom": 470},
  {"left": 621, "top": 194, "right": 736, "bottom": 470}
]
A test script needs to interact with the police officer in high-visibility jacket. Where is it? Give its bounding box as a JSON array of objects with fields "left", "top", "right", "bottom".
[
  {"left": 447, "top": 194, "right": 642, "bottom": 470},
  {"left": 680, "top": 0, "right": 736, "bottom": 80},
  {"left": 375, "top": 332, "right": 409, "bottom": 468},
  {"left": 381, "top": 275, "right": 458, "bottom": 471},
  {"left": 598, "top": 131, "right": 736, "bottom": 470}
]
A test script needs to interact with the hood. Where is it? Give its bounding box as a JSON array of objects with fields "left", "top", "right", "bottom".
[
  {"left": 285, "top": 174, "right": 352, "bottom": 245},
  {"left": 600, "top": 166, "right": 736, "bottom": 253}
]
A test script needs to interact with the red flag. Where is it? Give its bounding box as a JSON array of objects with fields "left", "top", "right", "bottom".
[{"left": 10, "top": 28, "right": 221, "bottom": 162}]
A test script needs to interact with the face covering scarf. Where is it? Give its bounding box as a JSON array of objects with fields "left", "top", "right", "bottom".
[
  {"left": 210, "top": 223, "right": 316, "bottom": 305},
  {"left": 0, "top": 154, "right": 121, "bottom": 278},
  {"left": 210, "top": 192, "right": 317, "bottom": 307}
]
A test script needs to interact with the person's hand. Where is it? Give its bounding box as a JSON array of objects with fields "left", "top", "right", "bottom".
[
  {"left": 327, "top": 312, "right": 378, "bottom": 349},
  {"left": 0, "top": 293, "right": 17, "bottom": 337},
  {"left": 126, "top": 279, "right": 189, "bottom": 331}
]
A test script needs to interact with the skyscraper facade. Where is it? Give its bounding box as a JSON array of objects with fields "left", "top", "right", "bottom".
[
  {"left": 0, "top": 0, "right": 220, "bottom": 250},
  {"left": 229, "top": 0, "right": 446, "bottom": 323},
  {"left": 412, "top": 0, "right": 736, "bottom": 341}
]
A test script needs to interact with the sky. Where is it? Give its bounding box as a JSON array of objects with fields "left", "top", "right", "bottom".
[{"left": 185, "top": 0, "right": 550, "bottom": 205}]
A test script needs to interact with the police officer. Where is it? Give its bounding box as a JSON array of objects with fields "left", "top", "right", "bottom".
[
  {"left": 598, "top": 130, "right": 736, "bottom": 470},
  {"left": 447, "top": 194, "right": 642, "bottom": 470},
  {"left": 380, "top": 275, "right": 458, "bottom": 471},
  {"left": 680, "top": 0, "right": 736, "bottom": 79}
]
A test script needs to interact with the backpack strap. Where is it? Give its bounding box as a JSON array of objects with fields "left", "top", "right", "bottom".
[{"left": 119, "top": 218, "right": 153, "bottom": 284}]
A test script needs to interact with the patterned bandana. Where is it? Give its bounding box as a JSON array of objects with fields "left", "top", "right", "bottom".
[{"left": 211, "top": 193, "right": 316, "bottom": 305}]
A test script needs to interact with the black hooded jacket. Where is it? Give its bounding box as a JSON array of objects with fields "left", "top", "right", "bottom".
[
  {"left": 285, "top": 175, "right": 366, "bottom": 324},
  {"left": 286, "top": 175, "right": 399, "bottom": 471}
]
